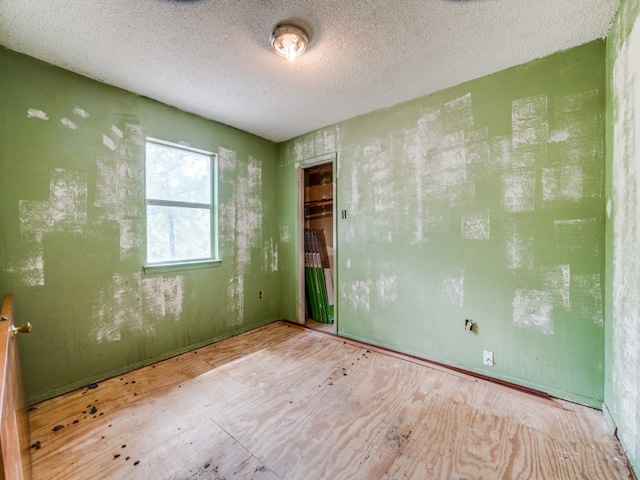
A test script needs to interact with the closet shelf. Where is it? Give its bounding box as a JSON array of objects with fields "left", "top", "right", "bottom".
[{"left": 304, "top": 199, "right": 333, "bottom": 209}]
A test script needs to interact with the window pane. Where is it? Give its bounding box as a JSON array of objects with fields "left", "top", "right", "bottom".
[
  {"left": 146, "top": 205, "right": 211, "bottom": 263},
  {"left": 146, "top": 142, "right": 211, "bottom": 204}
]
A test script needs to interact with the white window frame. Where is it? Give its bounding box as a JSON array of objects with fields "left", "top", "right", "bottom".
[{"left": 143, "top": 137, "right": 219, "bottom": 273}]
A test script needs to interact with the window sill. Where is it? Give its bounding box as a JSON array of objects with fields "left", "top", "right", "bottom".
[{"left": 143, "top": 259, "right": 222, "bottom": 275}]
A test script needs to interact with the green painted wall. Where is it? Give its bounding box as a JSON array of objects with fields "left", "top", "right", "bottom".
[
  {"left": 605, "top": 0, "right": 640, "bottom": 473},
  {"left": 0, "top": 48, "right": 281, "bottom": 404},
  {"left": 278, "top": 41, "right": 606, "bottom": 407}
]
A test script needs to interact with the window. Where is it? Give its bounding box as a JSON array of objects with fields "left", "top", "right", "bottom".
[{"left": 145, "top": 138, "right": 218, "bottom": 266}]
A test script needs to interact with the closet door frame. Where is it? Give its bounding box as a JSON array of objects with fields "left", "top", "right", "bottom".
[{"left": 296, "top": 152, "right": 337, "bottom": 327}]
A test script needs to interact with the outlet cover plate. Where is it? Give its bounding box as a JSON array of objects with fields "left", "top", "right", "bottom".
[{"left": 483, "top": 350, "right": 494, "bottom": 367}]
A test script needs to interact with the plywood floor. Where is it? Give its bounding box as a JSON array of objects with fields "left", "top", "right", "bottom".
[{"left": 28, "top": 322, "right": 632, "bottom": 479}]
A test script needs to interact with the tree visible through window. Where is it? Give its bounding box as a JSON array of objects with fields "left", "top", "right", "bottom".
[{"left": 145, "top": 138, "right": 217, "bottom": 265}]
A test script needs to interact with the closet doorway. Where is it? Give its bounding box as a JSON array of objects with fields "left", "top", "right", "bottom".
[{"left": 297, "top": 153, "right": 336, "bottom": 333}]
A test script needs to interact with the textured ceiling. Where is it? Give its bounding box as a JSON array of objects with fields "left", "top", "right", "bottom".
[{"left": 0, "top": 0, "right": 620, "bottom": 142}]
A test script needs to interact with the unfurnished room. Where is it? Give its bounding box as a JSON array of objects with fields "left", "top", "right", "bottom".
[{"left": 0, "top": 0, "right": 639, "bottom": 478}]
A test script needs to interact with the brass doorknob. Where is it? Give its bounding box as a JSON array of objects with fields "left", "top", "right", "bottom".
[{"left": 11, "top": 323, "right": 32, "bottom": 335}]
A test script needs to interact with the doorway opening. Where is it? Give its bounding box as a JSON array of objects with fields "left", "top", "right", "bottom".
[{"left": 298, "top": 154, "right": 336, "bottom": 333}]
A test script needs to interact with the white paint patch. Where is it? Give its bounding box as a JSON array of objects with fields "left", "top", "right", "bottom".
[
  {"left": 119, "top": 218, "right": 143, "bottom": 261},
  {"left": 443, "top": 93, "right": 473, "bottom": 132},
  {"left": 111, "top": 125, "right": 124, "bottom": 138},
  {"left": 505, "top": 218, "right": 534, "bottom": 270},
  {"left": 72, "top": 106, "right": 90, "bottom": 118},
  {"left": 512, "top": 289, "right": 554, "bottom": 335},
  {"left": 262, "top": 238, "right": 278, "bottom": 273},
  {"left": 512, "top": 94, "right": 548, "bottom": 145},
  {"left": 279, "top": 226, "right": 290, "bottom": 243},
  {"left": 94, "top": 128, "right": 145, "bottom": 220},
  {"left": 142, "top": 277, "right": 166, "bottom": 318},
  {"left": 376, "top": 273, "right": 398, "bottom": 307},
  {"left": 219, "top": 148, "right": 264, "bottom": 325},
  {"left": 461, "top": 208, "right": 490, "bottom": 240},
  {"left": 15, "top": 168, "right": 88, "bottom": 286},
  {"left": 573, "top": 274, "right": 603, "bottom": 325},
  {"left": 606, "top": 197, "right": 612, "bottom": 219},
  {"left": 538, "top": 265, "right": 571, "bottom": 311},
  {"left": 49, "top": 168, "right": 87, "bottom": 230},
  {"left": 346, "top": 258, "right": 351, "bottom": 269},
  {"left": 549, "top": 130, "right": 570, "bottom": 143},
  {"left": 365, "top": 142, "right": 396, "bottom": 218},
  {"left": 163, "top": 276, "right": 184, "bottom": 317},
  {"left": 555, "top": 90, "right": 601, "bottom": 165},
  {"left": 102, "top": 134, "right": 117, "bottom": 151},
  {"left": 19, "top": 200, "right": 51, "bottom": 235},
  {"left": 60, "top": 117, "right": 78, "bottom": 130},
  {"left": 5, "top": 237, "right": 44, "bottom": 287},
  {"left": 610, "top": 10, "right": 640, "bottom": 457},
  {"left": 92, "top": 274, "right": 184, "bottom": 342},
  {"left": 439, "top": 268, "right": 465, "bottom": 308},
  {"left": 542, "top": 165, "right": 583, "bottom": 201},
  {"left": 341, "top": 280, "right": 372, "bottom": 313},
  {"left": 178, "top": 140, "right": 191, "bottom": 147},
  {"left": 502, "top": 171, "right": 536, "bottom": 213},
  {"left": 27, "top": 108, "right": 49, "bottom": 120},
  {"left": 227, "top": 275, "right": 244, "bottom": 326}
]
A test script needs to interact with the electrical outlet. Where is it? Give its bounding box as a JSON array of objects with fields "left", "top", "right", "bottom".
[{"left": 483, "top": 350, "right": 494, "bottom": 367}]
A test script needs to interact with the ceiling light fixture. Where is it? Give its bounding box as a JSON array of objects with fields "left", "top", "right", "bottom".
[{"left": 270, "top": 24, "right": 309, "bottom": 62}]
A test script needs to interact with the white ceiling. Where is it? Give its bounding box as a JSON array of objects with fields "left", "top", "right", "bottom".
[{"left": 0, "top": 0, "right": 620, "bottom": 143}]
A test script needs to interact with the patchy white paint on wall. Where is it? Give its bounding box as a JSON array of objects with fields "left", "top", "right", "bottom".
[
  {"left": 376, "top": 273, "right": 398, "bottom": 307},
  {"left": 502, "top": 171, "right": 536, "bottom": 213},
  {"left": 72, "top": 106, "right": 90, "bottom": 118},
  {"left": 92, "top": 273, "right": 184, "bottom": 342},
  {"left": 365, "top": 142, "right": 396, "bottom": 219},
  {"left": 443, "top": 93, "right": 473, "bottom": 132},
  {"left": 611, "top": 9, "right": 640, "bottom": 459},
  {"left": 111, "top": 124, "right": 124, "bottom": 139},
  {"left": 549, "top": 130, "right": 570, "bottom": 143},
  {"left": 142, "top": 276, "right": 166, "bottom": 318},
  {"left": 163, "top": 275, "right": 184, "bottom": 318},
  {"left": 95, "top": 126, "right": 145, "bottom": 220},
  {"left": 27, "top": 108, "right": 49, "bottom": 120},
  {"left": 19, "top": 200, "right": 51, "bottom": 235},
  {"left": 490, "top": 136, "right": 512, "bottom": 170},
  {"left": 439, "top": 268, "right": 465, "bottom": 308},
  {"left": 119, "top": 218, "right": 143, "bottom": 261},
  {"left": 505, "top": 218, "right": 534, "bottom": 270},
  {"left": 542, "top": 165, "right": 583, "bottom": 201},
  {"left": 102, "top": 134, "right": 117, "bottom": 151},
  {"left": 60, "top": 117, "right": 78, "bottom": 130},
  {"left": 219, "top": 147, "right": 264, "bottom": 325},
  {"left": 606, "top": 197, "right": 613, "bottom": 219},
  {"left": 555, "top": 90, "right": 602, "bottom": 166},
  {"left": 262, "top": 237, "right": 278, "bottom": 273},
  {"left": 227, "top": 275, "right": 244, "bottom": 327},
  {"left": 13, "top": 169, "right": 88, "bottom": 286},
  {"left": 512, "top": 94, "right": 548, "bottom": 145},
  {"left": 346, "top": 258, "right": 351, "bottom": 269},
  {"left": 573, "top": 273, "right": 603, "bottom": 324},
  {"left": 461, "top": 208, "right": 490, "bottom": 240},
  {"left": 465, "top": 128, "right": 490, "bottom": 178},
  {"left": 49, "top": 168, "right": 87, "bottom": 230},
  {"left": 512, "top": 289, "right": 554, "bottom": 335},
  {"left": 279, "top": 226, "right": 290, "bottom": 243},
  {"left": 537, "top": 264, "right": 571, "bottom": 311},
  {"left": 5, "top": 237, "right": 44, "bottom": 287},
  {"left": 341, "top": 280, "right": 372, "bottom": 313}
]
